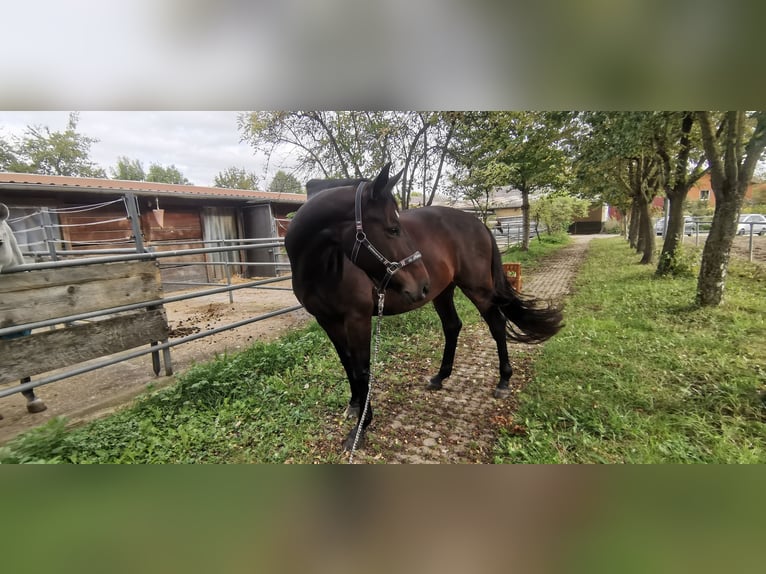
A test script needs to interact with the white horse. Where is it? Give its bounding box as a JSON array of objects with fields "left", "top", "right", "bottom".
[
  {"left": 0, "top": 203, "right": 47, "bottom": 418},
  {"left": 0, "top": 203, "right": 25, "bottom": 272}
]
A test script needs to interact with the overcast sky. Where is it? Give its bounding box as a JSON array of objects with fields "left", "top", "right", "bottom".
[{"left": 0, "top": 111, "right": 298, "bottom": 188}]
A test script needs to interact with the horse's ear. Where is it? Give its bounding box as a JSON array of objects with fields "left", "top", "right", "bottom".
[
  {"left": 0, "top": 203, "right": 9, "bottom": 222},
  {"left": 371, "top": 163, "right": 401, "bottom": 199}
]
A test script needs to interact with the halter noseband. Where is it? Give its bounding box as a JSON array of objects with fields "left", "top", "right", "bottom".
[{"left": 350, "top": 182, "right": 422, "bottom": 292}]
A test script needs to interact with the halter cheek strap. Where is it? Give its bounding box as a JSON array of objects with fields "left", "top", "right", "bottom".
[{"left": 350, "top": 182, "right": 422, "bottom": 292}]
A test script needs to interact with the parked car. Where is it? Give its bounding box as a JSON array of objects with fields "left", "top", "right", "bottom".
[
  {"left": 655, "top": 216, "right": 695, "bottom": 236},
  {"left": 736, "top": 213, "right": 766, "bottom": 236}
]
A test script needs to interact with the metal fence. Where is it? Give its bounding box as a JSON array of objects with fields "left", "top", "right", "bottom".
[
  {"left": 656, "top": 216, "right": 763, "bottom": 262},
  {"left": 492, "top": 216, "right": 534, "bottom": 248},
  {"left": 0, "top": 240, "right": 303, "bottom": 399}
]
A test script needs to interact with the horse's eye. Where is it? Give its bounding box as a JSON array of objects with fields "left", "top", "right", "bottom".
[{"left": 387, "top": 227, "right": 401, "bottom": 237}]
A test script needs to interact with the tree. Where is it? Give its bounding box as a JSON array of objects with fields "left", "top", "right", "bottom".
[
  {"left": 3, "top": 112, "right": 106, "bottom": 177},
  {"left": 0, "top": 137, "right": 20, "bottom": 171},
  {"left": 146, "top": 163, "right": 191, "bottom": 185},
  {"left": 531, "top": 194, "right": 590, "bottom": 236},
  {"left": 214, "top": 166, "right": 259, "bottom": 190},
  {"left": 574, "top": 112, "right": 664, "bottom": 264},
  {"left": 445, "top": 111, "right": 497, "bottom": 223},
  {"left": 655, "top": 112, "right": 708, "bottom": 276},
  {"left": 695, "top": 111, "right": 766, "bottom": 306},
  {"left": 110, "top": 156, "right": 146, "bottom": 181},
  {"left": 237, "top": 111, "right": 455, "bottom": 209},
  {"left": 268, "top": 170, "right": 302, "bottom": 194},
  {"left": 449, "top": 111, "right": 573, "bottom": 249}
]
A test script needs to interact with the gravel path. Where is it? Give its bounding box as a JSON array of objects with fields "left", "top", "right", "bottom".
[{"left": 344, "top": 235, "right": 597, "bottom": 464}]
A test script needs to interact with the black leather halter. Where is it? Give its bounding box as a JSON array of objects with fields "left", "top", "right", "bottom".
[{"left": 350, "top": 182, "right": 422, "bottom": 292}]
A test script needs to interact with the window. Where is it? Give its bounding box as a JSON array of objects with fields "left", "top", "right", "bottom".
[{"left": 699, "top": 189, "right": 710, "bottom": 201}]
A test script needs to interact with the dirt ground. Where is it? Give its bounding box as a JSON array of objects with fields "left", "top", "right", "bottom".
[
  {"left": 728, "top": 233, "right": 766, "bottom": 263},
  {"left": 0, "top": 278, "right": 311, "bottom": 444}
]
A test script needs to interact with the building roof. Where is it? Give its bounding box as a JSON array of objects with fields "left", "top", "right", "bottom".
[
  {"left": 432, "top": 186, "right": 545, "bottom": 211},
  {"left": 0, "top": 172, "right": 307, "bottom": 205}
]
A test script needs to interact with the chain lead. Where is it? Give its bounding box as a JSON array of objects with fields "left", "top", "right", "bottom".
[{"left": 348, "top": 289, "right": 386, "bottom": 464}]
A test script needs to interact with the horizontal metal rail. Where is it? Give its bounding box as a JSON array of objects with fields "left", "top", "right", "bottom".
[
  {"left": 4, "top": 242, "right": 284, "bottom": 273},
  {"left": 0, "top": 274, "right": 293, "bottom": 338},
  {"left": 0, "top": 304, "right": 305, "bottom": 399},
  {"left": 1, "top": 239, "right": 304, "bottom": 400}
]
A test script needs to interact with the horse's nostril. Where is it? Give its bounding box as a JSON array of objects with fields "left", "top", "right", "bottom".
[{"left": 422, "top": 284, "right": 430, "bottom": 297}]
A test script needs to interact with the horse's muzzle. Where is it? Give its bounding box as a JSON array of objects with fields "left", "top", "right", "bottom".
[{"left": 403, "top": 279, "right": 430, "bottom": 303}]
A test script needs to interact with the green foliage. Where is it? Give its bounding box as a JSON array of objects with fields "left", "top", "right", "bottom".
[
  {"left": 495, "top": 238, "right": 766, "bottom": 463},
  {"left": 268, "top": 170, "right": 302, "bottom": 194},
  {"left": 0, "top": 112, "right": 106, "bottom": 177},
  {"left": 602, "top": 218, "right": 624, "bottom": 235},
  {"left": 146, "top": 163, "right": 191, "bottom": 185},
  {"left": 0, "top": 418, "right": 70, "bottom": 463},
  {"left": 449, "top": 112, "right": 574, "bottom": 219},
  {"left": 686, "top": 199, "right": 714, "bottom": 218},
  {"left": 531, "top": 194, "right": 590, "bottom": 234},
  {"left": 110, "top": 156, "right": 146, "bottom": 181},
  {"left": 214, "top": 166, "right": 259, "bottom": 190},
  {"left": 657, "top": 243, "right": 701, "bottom": 278}
]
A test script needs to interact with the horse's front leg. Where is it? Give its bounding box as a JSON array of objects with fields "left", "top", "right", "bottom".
[
  {"left": 316, "top": 313, "right": 374, "bottom": 450},
  {"left": 427, "top": 286, "right": 462, "bottom": 391},
  {"left": 341, "top": 314, "right": 374, "bottom": 452}
]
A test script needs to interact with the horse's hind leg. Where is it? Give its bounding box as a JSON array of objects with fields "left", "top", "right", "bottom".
[
  {"left": 427, "top": 285, "right": 462, "bottom": 391},
  {"left": 20, "top": 378, "right": 47, "bottom": 413},
  {"left": 481, "top": 306, "right": 514, "bottom": 399}
]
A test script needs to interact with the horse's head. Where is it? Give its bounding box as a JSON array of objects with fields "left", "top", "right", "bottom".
[{"left": 347, "top": 165, "right": 430, "bottom": 302}]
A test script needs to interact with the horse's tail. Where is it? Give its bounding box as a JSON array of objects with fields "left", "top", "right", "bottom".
[{"left": 489, "top": 230, "right": 564, "bottom": 343}]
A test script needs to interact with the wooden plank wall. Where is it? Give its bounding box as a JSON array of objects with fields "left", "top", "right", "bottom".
[
  {"left": 0, "top": 261, "right": 169, "bottom": 384},
  {"left": 0, "top": 261, "right": 162, "bottom": 326}
]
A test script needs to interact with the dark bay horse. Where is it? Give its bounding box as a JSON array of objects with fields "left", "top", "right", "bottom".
[{"left": 285, "top": 165, "right": 563, "bottom": 450}]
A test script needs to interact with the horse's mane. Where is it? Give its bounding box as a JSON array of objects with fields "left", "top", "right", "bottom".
[
  {"left": 286, "top": 183, "right": 362, "bottom": 288},
  {"left": 305, "top": 178, "right": 367, "bottom": 200}
]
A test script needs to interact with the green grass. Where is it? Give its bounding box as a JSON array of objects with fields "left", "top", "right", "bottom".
[
  {"left": 12, "top": 233, "right": 762, "bottom": 464},
  {"left": 0, "top": 324, "right": 352, "bottom": 463},
  {"left": 495, "top": 238, "right": 766, "bottom": 463},
  {"left": 502, "top": 232, "right": 571, "bottom": 270}
]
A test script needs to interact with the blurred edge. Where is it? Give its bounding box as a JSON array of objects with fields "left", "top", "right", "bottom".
[
  {"left": 0, "top": 466, "right": 763, "bottom": 574},
  {"left": 1, "top": 0, "right": 764, "bottom": 110}
]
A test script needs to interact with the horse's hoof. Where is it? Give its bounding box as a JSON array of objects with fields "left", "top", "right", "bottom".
[
  {"left": 426, "top": 378, "right": 443, "bottom": 391},
  {"left": 345, "top": 404, "right": 361, "bottom": 419},
  {"left": 493, "top": 387, "right": 512, "bottom": 399},
  {"left": 26, "top": 399, "right": 48, "bottom": 414},
  {"left": 342, "top": 430, "right": 366, "bottom": 452}
]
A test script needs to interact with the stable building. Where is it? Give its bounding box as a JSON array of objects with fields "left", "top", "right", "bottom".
[{"left": 0, "top": 172, "right": 306, "bottom": 284}]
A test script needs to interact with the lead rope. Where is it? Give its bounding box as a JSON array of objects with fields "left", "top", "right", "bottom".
[{"left": 348, "top": 289, "right": 386, "bottom": 464}]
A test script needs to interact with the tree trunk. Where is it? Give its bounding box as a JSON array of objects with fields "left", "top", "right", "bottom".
[
  {"left": 696, "top": 111, "right": 766, "bottom": 306},
  {"left": 636, "top": 195, "right": 655, "bottom": 264},
  {"left": 696, "top": 197, "right": 738, "bottom": 305},
  {"left": 628, "top": 202, "right": 640, "bottom": 249},
  {"left": 656, "top": 197, "right": 687, "bottom": 275},
  {"left": 521, "top": 186, "right": 531, "bottom": 251}
]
